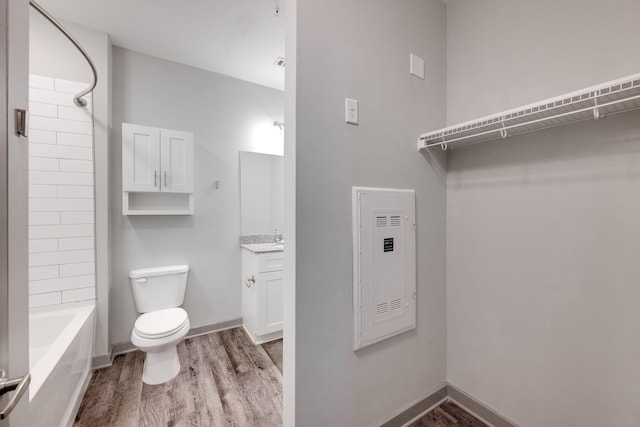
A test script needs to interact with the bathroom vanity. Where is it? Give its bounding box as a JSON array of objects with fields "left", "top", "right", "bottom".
[{"left": 241, "top": 244, "right": 284, "bottom": 344}]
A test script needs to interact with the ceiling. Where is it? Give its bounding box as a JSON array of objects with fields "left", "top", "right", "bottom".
[{"left": 37, "top": 0, "right": 286, "bottom": 91}]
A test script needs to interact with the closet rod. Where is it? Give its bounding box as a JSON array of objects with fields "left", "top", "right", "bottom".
[{"left": 29, "top": 0, "right": 98, "bottom": 107}]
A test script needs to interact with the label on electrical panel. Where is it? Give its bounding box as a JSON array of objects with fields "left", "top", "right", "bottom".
[{"left": 383, "top": 238, "right": 394, "bottom": 252}]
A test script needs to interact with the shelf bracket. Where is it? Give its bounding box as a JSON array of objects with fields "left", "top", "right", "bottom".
[
  {"left": 441, "top": 137, "right": 447, "bottom": 151},
  {"left": 500, "top": 118, "right": 508, "bottom": 139},
  {"left": 593, "top": 95, "right": 601, "bottom": 120}
]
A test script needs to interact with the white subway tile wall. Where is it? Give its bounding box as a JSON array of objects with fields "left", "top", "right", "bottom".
[{"left": 28, "top": 75, "right": 95, "bottom": 309}]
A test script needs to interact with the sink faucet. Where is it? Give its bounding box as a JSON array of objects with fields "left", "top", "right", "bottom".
[{"left": 275, "top": 229, "right": 284, "bottom": 244}]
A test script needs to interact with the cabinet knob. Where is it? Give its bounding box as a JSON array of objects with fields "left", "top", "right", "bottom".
[{"left": 245, "top": 275, "right": 256, "bottom": 288}]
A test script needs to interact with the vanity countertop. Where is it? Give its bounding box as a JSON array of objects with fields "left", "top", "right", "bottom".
[{"left": 241, "top": 243, "right": 284, "bottom": 253}]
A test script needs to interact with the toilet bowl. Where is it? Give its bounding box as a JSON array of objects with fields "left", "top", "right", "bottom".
[
  {"left": 131, "top": 307, "right": 190, "bottom": 384},
  {"left": 129, "top": 265, "right": 190, "bottom": 385}
]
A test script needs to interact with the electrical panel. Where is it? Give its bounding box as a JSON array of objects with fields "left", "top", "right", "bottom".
[{"left": 352, "top": 187, "right": 416, "bottom": 350}]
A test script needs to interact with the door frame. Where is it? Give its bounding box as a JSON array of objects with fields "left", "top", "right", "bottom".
[{"left": 0, "top": 0, "right": 30, "bottom": 425}]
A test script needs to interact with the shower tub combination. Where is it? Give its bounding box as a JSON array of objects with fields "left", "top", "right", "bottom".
[
  {"left": 26, "top": 304, "right": 95, "bottom": 427},
  {"left": 20, "top": 3, "right": 101, "bottom": 427}
]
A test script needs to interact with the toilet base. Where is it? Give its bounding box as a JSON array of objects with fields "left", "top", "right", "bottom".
[{"left": 142, "top": 346, "right": 180, "bottom": 385}]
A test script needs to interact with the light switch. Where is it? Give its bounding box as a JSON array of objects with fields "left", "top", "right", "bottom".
[
  {"left": 410, "top": 54, "right": 425, "bottom": 80},
  {"left": 345, "top": 98, "right": 359, "bottom": 125}
]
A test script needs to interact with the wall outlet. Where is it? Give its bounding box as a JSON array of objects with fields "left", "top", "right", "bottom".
[{"left": 345, "top": 98, "right": 359, "bottom": 125}]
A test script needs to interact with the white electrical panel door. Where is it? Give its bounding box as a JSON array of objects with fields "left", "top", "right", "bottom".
[
  {"left": 161, "top": 129, "right": 194, "bottom": 193},
  {"left": 122, "top": 123, "right": 161, "bottom": 192},
  {"left": 353, "top": 187, "right": 416, "bottom": 350}
]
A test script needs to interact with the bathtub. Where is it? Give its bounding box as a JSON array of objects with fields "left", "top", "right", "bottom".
[{"left": 25, "top": 303, "right": 95, "bottom": 427}]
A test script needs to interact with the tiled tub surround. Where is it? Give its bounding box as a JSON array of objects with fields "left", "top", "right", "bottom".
[{"left": 28, "top": 74, "right": 96, "bottom": 309}]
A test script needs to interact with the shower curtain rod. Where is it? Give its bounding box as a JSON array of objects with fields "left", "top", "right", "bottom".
[{"left": 29, "top": 0, "right": 98, "bottom": 107}]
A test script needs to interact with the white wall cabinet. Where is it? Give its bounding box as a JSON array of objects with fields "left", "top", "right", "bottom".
[
  {"left": 241, "top": 248, "right": 284, "bottom": 344},
  {"left": 122, "top": 123, "right": 194, "bottom": 215}
]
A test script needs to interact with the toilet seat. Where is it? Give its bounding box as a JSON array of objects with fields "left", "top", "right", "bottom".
[{"left": 134, "top": 307, "right": 189, "bottom": 339}]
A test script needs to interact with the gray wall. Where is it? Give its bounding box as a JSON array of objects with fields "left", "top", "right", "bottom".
[
  {"left": 30, "top": 16, "right": 112, "bottom": 360},
  {"left": 294, "top": 1, "right": 447, "bottom": 425},
  {"left": 110, "top": 47, "right": 284, "bottom": 344},
  {"left": 446, "top": 0, "right": 640, "bottom": 125},
  {"left": 446, "top": 0, "right": 640, "bottom": 425}
]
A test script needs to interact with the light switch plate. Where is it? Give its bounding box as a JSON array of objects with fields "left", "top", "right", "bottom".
[
  {"left": 345, "top": 98, "right": 359, "bottom": 125},
  {"left": 410, "top": 54, "right": 425, "bottom": 80}
]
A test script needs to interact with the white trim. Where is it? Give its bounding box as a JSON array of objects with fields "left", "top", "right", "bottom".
[
  {"left": 447, "top": 383, "right": 520, "bottom": 427},
  {"left": 282, "top": 0, "right": 296, "bottom": 423},
  {"left": 400, "top": 396, "right": 448, "bottom": 427},
  {"left": 376, "top": 383, "right": 447, "bottom": 426},
  {"left": 241, "top": 324, "right": 283, "bottom": 345},
  {"left": 377, "top": 383, "right": 519, "bottom": 427},
  {"left": 447, "top": 397, "right": 499, "bottom": 427}
]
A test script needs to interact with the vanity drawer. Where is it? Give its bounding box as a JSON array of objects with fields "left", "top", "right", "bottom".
[{"left": 259, "top": 252, "right": 284, "bottom": 272}]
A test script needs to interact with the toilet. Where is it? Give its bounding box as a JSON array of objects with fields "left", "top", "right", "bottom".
[{"left": 129, "top": 265, "right": 190, "bottom": 385}]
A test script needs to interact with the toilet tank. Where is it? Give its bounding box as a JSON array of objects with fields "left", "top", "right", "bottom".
[{"left": 129, "top": 265, "right": 189, "bottom": 313}]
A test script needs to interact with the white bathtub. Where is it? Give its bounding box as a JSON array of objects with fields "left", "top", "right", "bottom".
[{"left": 24, "top": 303, "right": 95, "bottom": 427}]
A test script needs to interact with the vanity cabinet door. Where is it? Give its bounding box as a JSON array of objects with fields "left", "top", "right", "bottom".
[
  {"left": 257, "top": 270, "right": 284, "bottom": 335},
  {"left": 122, "top": 123, "right": 161, "bottom": 192}
]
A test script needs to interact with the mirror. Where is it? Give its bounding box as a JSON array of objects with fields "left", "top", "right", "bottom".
[{"left": 240, "top": 151, "right": 284, "bottom": 236}]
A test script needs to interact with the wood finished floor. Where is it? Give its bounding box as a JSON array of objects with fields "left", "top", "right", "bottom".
[
  {"left": 408, "top": 401, "right": 488, "bottom": 427},
  {"left": 74, "top": 328, "right": 282, "bottom": 427}
]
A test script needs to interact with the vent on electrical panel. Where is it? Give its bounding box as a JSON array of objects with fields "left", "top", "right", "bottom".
[
  {"left": 376, "top": 302, "right": 388, "bottom": 316},
  {"left": 390, "top": 216, "right": 401, "bottom": 227},
  {"left": 376, "top": 216, "right": 387, "bottom": 227},
  {"left": 274, "top": 57, "right": 286, "bottom": 67},
  {"left": 390, "top": 299, "right": 402, "bottom": 311}
]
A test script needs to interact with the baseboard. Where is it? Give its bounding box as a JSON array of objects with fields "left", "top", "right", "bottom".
[
  {"left": 242, "top": 324, "right": 283, "bottom": 345},
  {"left": 111, "top": 340, "right": 137, "bottom": 356},
  {"left": 447, "top": 383, "right": 519, "bottom": 427},
  {"left": 379, "top": 384, "right": 448, "bottom": 427},
  {"left": 379, "top": 383, "right": 518, "bottom": 427},
  {"left": 111, "top": 318, "right": 243, "bottom": 357},
  {"left": 187, "top": 318, "right": 242, "bottom": 339},
  {"left": 92, "top": 351, "right": 114, "bottom": 369}
]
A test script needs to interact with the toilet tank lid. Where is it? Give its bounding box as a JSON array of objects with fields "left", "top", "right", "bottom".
[{"left": 129, "top": 265, "right": 189, "bottom": 279}]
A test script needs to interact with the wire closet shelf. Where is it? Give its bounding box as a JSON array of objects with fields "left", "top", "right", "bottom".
[{"left": 418, "top": 73, "right": 640, "bottom": 151}]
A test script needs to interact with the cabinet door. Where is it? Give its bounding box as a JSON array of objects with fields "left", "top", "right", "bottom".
[
  {"left": 122, "top": 123, "right": 161, "bottom": 192},
  {"left": 257, "top": 270, "right": 284, "bottom": 335},
  {"left": 160, "top": 129, "right": 194, "bottom": 193}
]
